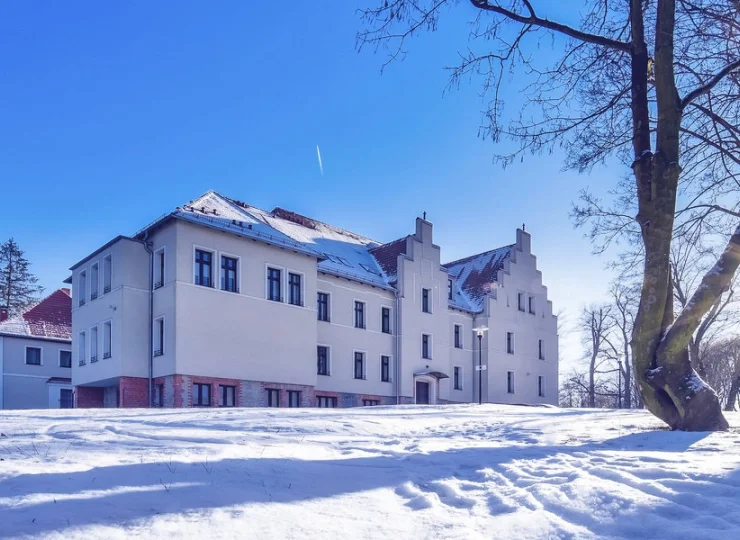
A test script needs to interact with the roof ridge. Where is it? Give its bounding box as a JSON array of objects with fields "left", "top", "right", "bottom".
[{"left": 443, "top": 244, "right": 514, "bottom": 268}]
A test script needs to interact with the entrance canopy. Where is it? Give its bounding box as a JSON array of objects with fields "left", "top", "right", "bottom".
[{"left": 414, "top": 369, "right": 449, "bottom": 380}]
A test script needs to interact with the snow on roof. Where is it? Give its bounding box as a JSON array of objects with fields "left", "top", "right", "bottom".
[
  {"left": 444, "top": 245, "right": 514, "bottom": 311},
  {"left": 139, "top": 191, "right": 511, "bottom": 311},
  {"left": 0, "top": 289, "right": 72, "bottom": 341}
]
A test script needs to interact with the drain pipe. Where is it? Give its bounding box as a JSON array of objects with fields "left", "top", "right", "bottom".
[
  {"left": 395, "top": 288, "right": 401, "bottom": 405},
  {"left": 141, "top": 231, "right": 154, "bottom": 408}
]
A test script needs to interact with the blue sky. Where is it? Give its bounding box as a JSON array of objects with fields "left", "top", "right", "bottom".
[{"left": 0, "top": 2, "right": 621, "bottom": 368}]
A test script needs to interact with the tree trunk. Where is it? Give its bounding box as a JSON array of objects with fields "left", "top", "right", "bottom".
[
  {"left": 725, "top": 375, "right": 740, "bottom": 412},
  {"left": 589, "top": 350, "right": 597, "bottom": 408},
  {"left": 630, "top": 0, "right": 731, "bottom": 431}
]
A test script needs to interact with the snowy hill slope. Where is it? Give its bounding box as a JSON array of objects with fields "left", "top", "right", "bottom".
[{"left": 1, "top": 405, "right": 739, "bottom": 539}]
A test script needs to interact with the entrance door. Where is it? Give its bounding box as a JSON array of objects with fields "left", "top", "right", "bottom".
[
  {"left": 416, "top": 381, "right": 430, "bottom": 404},
  {"left": 60, "top": 389, "right": 74, "bottom": 409}
]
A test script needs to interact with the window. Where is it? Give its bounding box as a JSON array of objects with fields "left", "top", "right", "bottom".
[
  {"left": 220, "top": 255, "right": 238, "bottom": 292},
  {"left": 25, "top": 347, "right": 41, "bottom": 366},
  {"left": 448, "top": 279, "right": 453, "bottom": 300},
  {"left": 78, "top": 331, "right": 86, "bottom": 366},
  {"left": 317, "top": 345, "right": 330, "bottom": 375},
  {"left": 507, "top": 371, "right": 515, "bottom": 394},
  {"left": 354, "top": 351, "right": 365, "bottom": 379},
  {"left": 354, "top": 301, "right": 365, "bottom": 329},
  {"left": 538, "top": 376, "right": 545, "bottom": 397},
  {"left": 288, "top": 390, "right": 301, "bottom": 408},
  {"left": 317, "top": 396, "right": 337, "bottom": 408},
  {"left": 155, "top": 249, "right": 165, "bottom": 289},
  {"left": 192, "top": 383, "right": 211, "bottom": 407},
  {"left": 422, "top": 334, "right": 431, "bottom": 359},
  {"left": 90, "top": 263, "right": 99, "bottom": 300},
  {"left": 518, "top": 292, "right": 525, "bottom": 312},
  {"left": 363, "top": 399, "right": 380, "bottom": 406},
  {"left": 422, "top": 288, "right": 431, "bottom": 313},
  {"left": 454, "top": 324, "right": 462, "bottom": 349},
  {"left": 78, "top": 271, "right": 86, "bottom": 306},
  {"left": 454, "top": 366, "right": 463, "bottom": 390},
  {"left": 90, "top": 326, "right": 98, "bottom": 363},
  {"left": 506, "top": 332, "right": 515, "bottom": 354},
  {"left": 381, "top": 307, "right": 391, "bottom": 334},
  {"left": 317, "top": 292, "right": 330, "bottom": 322},
  {"left": 220, "top": 385, "right": 236, "bottom": 407},
  {"left": 103, "top": 321, "right": 112, "bottom": 359},
  {"left": 154, "top": 384, "right": 164, "bottom": 407},
  {"left": 528, "top": 296, "right": 536, "bottom": 315},
  {"left": 59, "top": 350, "right": 72, "bottom": 368},
  {"left": 103, "top": 255, "right": 112, "bottom": 293},
  {"left": 267, "top": 389, "right": 280, "bottom": 407},
  {"left": 288, "top": 272, "right": 302, "bottom": 306},
  {"left": 381, "top": 355, "right": 391, "bottom": 382},
  {"left": 194, "top": 249, "right": 213, "bottom": 287},
  {"left": 154, "top": 317, "right": 164, "bottom": 356},
  {"left": 267, "top": 267, "right": 282, "bottom": 301},
  {"left": 60, "top": 389, "right": 74, "bottom": 409},
  {"left": 538, "top": 339, "right": 545, "bottom": 360}
]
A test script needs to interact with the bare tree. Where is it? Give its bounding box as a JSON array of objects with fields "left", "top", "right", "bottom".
[
  {"left": 602, "top": 283, "right": 639, "bottom": 408},
  {"left": 701, "top": 337, "right": 740, "bottom": 410},
  {"left": 579, "top": 305, "right": 614, "bottom": 407},
  {"left": 359, "top": 0, "right": 740, "bottom": 429}
]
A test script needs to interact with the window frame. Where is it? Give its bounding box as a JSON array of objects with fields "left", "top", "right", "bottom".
[
  {"left": 89, "top": 325, "right": 98, "bottom": 363},
  {"left": 287, "top": 390, "right": 301, "bottom": 408},
  {"left": 517, "top": 292, "right": 526, "bottom": 312},
  {"left": 59, "top": 349, "right": 72, "bottom": 368},
  {"left": 288, "top": 271, "right": 304, "bottom": 306},
  {"left": 538, "top": 338, "right": 545, "bottom": 360},
  {"left": 194, "top": 247, "right": 215, "bottom": 288},
  {"left": 102, "top": 319, "right": 112, "bottom": 359},
  {"left": 90, "top": 261, "right": 99, "bottom": 300},
  {"left": 317, "top": 344, "right": 331, "bottom": 376},
  {"left": 219, "top": 385, "right": 236, "bottom": 407},
  {"left": 267, "top": 388, "right": 281, "bottom": 407},
  {"left": 317, "top": 291, "right": 331, "bottom": 322},
  {"left": 422, "top": 333, "right": 432, "bottom": 360},
  {"left": 506, "top": 331, "right": 515, "bottom": 355},
  {"left": 78, "top": 331, "right": 86, "bottom": 366},
  {"left": 507, "top": 371, "right": 516, "bottom": 394},
  {"left": 422, "top": 287, "right": 431, "bottom": 313},
  {"left": 528, "top": 295, "right": 536, "bottom": 315},
  {"left": 153, "top": 316, "right": 165, "bottom": 357},
  {"left": 219, "top": 253, "right": 240, "bottom": 293},
  {"left": 25, "top": 345, "right": 42, "bottom": 366},
  {"left": 354, "top": 300, "right": 366, "bottom": 329},
  {"left": 317, "top": 395, "right": 337, "bottom": 408},
  {"left": 102, "top": 254, "right": 112, "bottom": 294},
  {"left": 454, "top": 324, "right": 463, "bottom": 349},
  {"left": 362, "top": 399, "right": 380, "bottom": 407},
  {"left": 448, "top": 279, "right": 453, "bottom": 300},
  {"left": 154, "top": 247, "right": 166, "bottom": 289},
  {"left": 353, "top": 350, "right": 366, "bottom": 380},
  {"left": 453, "top": 366, "right": 463, "bottom": 390},
  {"left": 381, "top": 306, "right": 392, "bottom": 334},
  {"left": 538, "top": 376, "right": 545, "bottom": 397},
  {"left": 381, "top": 355, "right": 392, "bottom": 382},
  {"left": 192, "top": 382, "right": 212, "bottom": 407},
  {"left": 266, "top": 265, "right": 284, "bottom": 302},
  {"left": 78, "top": 270, "right": 87, "bottom": 306}
]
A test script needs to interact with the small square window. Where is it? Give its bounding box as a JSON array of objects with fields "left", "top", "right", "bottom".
[
  {"left": 192, "top": 383, "right": 211, "bottom": 407},
  {"left": 219, "top": 385, "right": 236, "bottom": 407},
  {"left": 362, "top": 399, "right": 380, "bottom": 407},
  {"left": 25, "top": 347, "right": 41, "bottom": 366},
  {"left": 59, "top": 350, "right": 72, "bottom": 368}
]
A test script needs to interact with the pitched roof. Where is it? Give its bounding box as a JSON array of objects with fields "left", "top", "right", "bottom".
[
  {"left": 134, "top": 190, "right": 512, "bottom": 312},
  {"left": 444, "top": 245, "right": 514, "bottom": 311},
  {"left": 0, "top": 289, "right": 72, "bottom": 341}
]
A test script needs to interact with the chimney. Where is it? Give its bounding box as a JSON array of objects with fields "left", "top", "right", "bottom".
[{"left": 0, "top": 306, "right": 8, "bottom": 322}]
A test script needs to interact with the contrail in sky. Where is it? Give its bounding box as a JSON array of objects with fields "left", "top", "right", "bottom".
[{"left": 316, "top": 145, "right": 324, "bottom": 176}]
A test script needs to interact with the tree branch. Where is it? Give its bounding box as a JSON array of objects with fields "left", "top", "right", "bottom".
[{"left": 681, "top": 58, "right": 740, "bottom": 110}]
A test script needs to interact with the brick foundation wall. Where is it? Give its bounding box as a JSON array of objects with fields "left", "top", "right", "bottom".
[
  {"left": 75, "top": 386, "right": 104, "bottom": 408},
  {"left": 119, "top": 377, "right": 150, "bottom": 408}
]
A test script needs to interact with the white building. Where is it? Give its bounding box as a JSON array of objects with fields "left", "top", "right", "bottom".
[
  {"left": 0, "top": 289, "right": 74, "bottom": 409},
  {"left": 69, "top": 191, "right": 558, "bottom": 408}
]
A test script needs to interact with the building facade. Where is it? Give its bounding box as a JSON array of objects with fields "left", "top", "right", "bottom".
[
  {"left": 0, "top": 289, "right": 74, "bottom": 409},
  {"left": 70, "top": 191, "right": 558, "bottom": 408}
]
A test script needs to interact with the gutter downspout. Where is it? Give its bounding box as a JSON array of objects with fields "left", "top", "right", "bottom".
[
  {"left": 395, "top": 288, "right": 401, "bottom": 405},
  {"left": 472, "top": 314, "right": 477, "bottom": 404},
  {"left": 141, "top": 231, "right": 154, "bottom": 408}
]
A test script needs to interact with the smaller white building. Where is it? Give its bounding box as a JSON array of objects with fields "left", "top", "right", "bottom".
[{"left": 0, "top": 289, "right": 74, "bottom": 409}]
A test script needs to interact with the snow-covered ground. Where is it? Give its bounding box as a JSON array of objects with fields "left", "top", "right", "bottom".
[{"left": 1, "top": 405, "right": 739, "bottom": 539}]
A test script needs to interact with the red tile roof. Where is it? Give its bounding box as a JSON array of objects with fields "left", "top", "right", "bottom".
[
  {"left": 369, "top": 237, "right": 409, "bottom": 284},
  {"left": 444, "top": 245, "right": 514, "bottom": 310},
  {"left": 0, "top": 289, "right": 72, "bottom": 341}
]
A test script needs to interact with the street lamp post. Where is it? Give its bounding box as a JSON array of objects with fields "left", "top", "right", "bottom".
[{"left": 474, "top": 327, "right": 488, "bottom": 405}]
